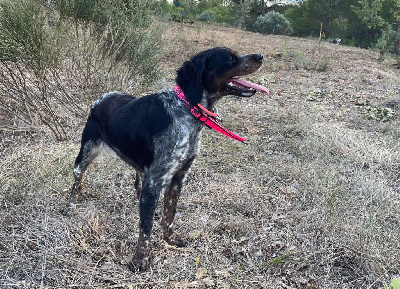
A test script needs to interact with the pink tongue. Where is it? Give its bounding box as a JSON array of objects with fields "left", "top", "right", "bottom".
[{"left": 229, "top": 78, "right": 270, "bottom": 95}]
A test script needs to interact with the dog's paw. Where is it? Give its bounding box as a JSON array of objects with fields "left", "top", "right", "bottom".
[
  {"left": 60, "top": 203, "right": 77, "bottom": 216},
  {"left": 165, "top": 234, "right": 188, "bottom": 247},
  {"left": 128, "top": 257, "right": 149, "bottom": 272}
]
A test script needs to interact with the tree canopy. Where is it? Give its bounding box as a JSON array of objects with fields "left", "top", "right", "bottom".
[{"left": 157, "top": 0, "right": 400, "bottom": 54}]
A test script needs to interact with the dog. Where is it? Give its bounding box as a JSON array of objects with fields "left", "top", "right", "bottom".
[{"left": 69, "top": 47, "right": 269, "bottom": 271}]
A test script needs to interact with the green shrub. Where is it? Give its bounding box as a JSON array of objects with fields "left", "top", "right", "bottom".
[
  {"left": 293, "top": 53, "right": 330, "bottom": 72},
  {"left": 53, "top": 0, "right": 160, "bottom": 84},
  {"left": 211, "top": 4, "right": 232, "bottom": 24},
  {"left": 228, "top": 0, "right": 251, "bottom": 28},
  {"left": 0, "top": 0, "right": 67, "bottom": 139},
  {"left": 253, "top": 11, "right": 293, "bottom": 35},
  {"left": 154, "top": 0, "right": 173, "bottom": 18},
  {"left": 376, "top": 25, "right": 397, "bottom": 55},
  {"left": 363, "top": 105, "right": 394, "bottom": 122},
  {"left": 0, "top": 0, "right": 55, "bottom": 70},
  {"left": 342, "top": 37, "right": 357, "bottom": 47},
  {"left": 197, "top": 10, "right": 216, "bottom": 22},
  {"left": 196, "top": 0, "right": 239, "bottom": 26},
  {"left": 0, "top": 0, "right": 163, "bottom": 140},
  {"left": 53, "top": 0, "right": 98, "bottom": 23}
]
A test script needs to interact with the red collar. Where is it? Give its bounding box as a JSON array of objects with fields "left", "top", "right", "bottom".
[{"left": 174, "top": 85, "right": 246, "bottom": 143}]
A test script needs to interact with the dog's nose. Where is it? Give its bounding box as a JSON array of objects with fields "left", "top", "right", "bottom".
[{"left": 257, "top": 54, "right": 264, "bottom": 61}]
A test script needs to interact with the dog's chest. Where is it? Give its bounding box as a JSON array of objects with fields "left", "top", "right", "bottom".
[
  {"left": 155, "top": 92, "right": 203, "bottom": 164},
  {"left": 172, "top": 115, "right": 201, "bottom": 160},
  {"left": 172, "top": 133, "right": 193, "bottom": 164}
]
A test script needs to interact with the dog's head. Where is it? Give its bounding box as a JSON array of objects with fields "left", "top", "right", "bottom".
[{"left": 176, "top": 47, "right": 269, "bottom": 106}]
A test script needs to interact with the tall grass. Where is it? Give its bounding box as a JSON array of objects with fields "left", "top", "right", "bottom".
[
  {"left": 54, "top": 0, "right": 162, "bottom": 85},
  {"left": 0, "top": 0, "right": 162, "bottom": 140}
]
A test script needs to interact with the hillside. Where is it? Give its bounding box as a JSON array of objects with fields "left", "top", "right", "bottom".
[{"left": 1, "top": 22, "right": 400, "bottom": 288}]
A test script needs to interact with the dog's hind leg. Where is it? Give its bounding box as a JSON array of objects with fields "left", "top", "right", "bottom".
[
  {"left": 70, "top": 116, "right": 103, "bottom": 204},
  {"left": 135, "top": 171, "right": 143, "bottom": 200},
  {"left": 161, "top": 157, "right": 195, "bottom": 246}
]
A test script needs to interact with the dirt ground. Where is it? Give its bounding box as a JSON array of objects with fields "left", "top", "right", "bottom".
[{"left": 1, "top": 22, "right": 400, "bottom": 288}]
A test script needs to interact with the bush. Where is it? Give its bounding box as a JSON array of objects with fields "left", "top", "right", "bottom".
[
  {"left": 197, "top": 10, "right": 216, "bottom": 22},
  {"left": 0, "top": 0, "right": 163, "bottom": 140},
  {"left": 0, "top": 0, "right": 54, "bottom": 69},
  {"left": 376, "top": 25, "right": 397, "bottom": 54},
  {"left": 196, "top": 0, "right": 236, "bottom": 25},
  {"left": 253, "top": 11, "right": 293, "bottom": 35},
  {"left": 363, "top": 105, "right": 394, "bottom": 122},
  {"left": 54, "top": 0, "right": 161, "bottom": 85},
  {"left": 154, "top": 0, "right": 173, "bottom": 19},
  {"left": 228, "top": 0, "right": 251, "bottom": 28},
  {"left": 0, "top": 0, "right": 66, "bottom": 139}
]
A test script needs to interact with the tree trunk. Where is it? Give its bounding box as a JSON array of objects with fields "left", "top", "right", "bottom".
[
  {"left": 261, "top": 0, "right": 265, "bottom": 16},
  {"left": 395, "top": 20, "right": 400, "bottom": 55}
]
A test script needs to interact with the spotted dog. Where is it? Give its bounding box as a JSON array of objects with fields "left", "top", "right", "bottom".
[{"left": 69, "top": 47, "right": 269, "bottom": 271}]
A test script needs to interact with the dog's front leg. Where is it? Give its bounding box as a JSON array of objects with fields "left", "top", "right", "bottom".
[
  {"left": 129, "top": 174, "right": 161, "bottom": 272},
  {"left": 161, "top": 158, "right": 195, "bottom": 247},
  {"left": 161, "top": 181, "right": 181, "bottom": 245},
  {"left": 135, "top": 170, "right": 143, "bottom": 199}
]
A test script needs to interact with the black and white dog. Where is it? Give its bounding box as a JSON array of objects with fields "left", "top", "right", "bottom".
[{"left": 69, "top": 47, "right": 268, "bottom": 271}]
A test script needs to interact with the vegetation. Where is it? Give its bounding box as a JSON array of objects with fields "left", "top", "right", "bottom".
[
  {"left": 284, "top": 0, "right": 400, "bottom": 51},
  {"left": 0, "top": 1, "right": 399, "bottom": 288},
  {"left": 156, "top": 0, "right": 400, "bottom": 54},
  {"left": 197, "top": 10, "right": 217, "bottom": 22},
  {"left": 0, "top": 0, "right": 162, "bottom": 140},
  {"left": 1, "top": 23, "right": 399, "bottom": 288},
  {"left": 253, "top": 11, "right": 293, "bottom": 35}
]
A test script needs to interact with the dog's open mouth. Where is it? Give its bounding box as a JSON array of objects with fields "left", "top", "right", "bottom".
[{"left": 225, "top": 78, "right": 270, "bottom": 97}]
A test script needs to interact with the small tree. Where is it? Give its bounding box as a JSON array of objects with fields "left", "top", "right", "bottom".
[
  {"left": 376, "top": 24, "right": 397, "bottom": 60},
  {"left": 253, "top": 11, "right": 293, "bottom": 35},
  {"left": 394, "top": 0, "right": 400, "bottom": 55},
  {"left": 197, "top": 10, "right": 216, "bottom": 22},
  {"left": 396, "top": 20, "right": 400, "bottom": 55},
  {"left": 351, "top": 0, "right": 386, "bottom": 46}
]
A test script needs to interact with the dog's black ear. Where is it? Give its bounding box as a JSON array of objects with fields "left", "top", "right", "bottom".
[{"left": 176, "top": 56, "right": 206, "bottom": 105}]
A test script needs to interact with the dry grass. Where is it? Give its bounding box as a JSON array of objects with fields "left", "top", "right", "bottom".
[{"left": 1, "top": 22, "right": 400, "bottom": 288}]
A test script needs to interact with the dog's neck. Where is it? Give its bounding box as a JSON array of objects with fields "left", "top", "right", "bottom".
[
  {"left": 199, "top": 91, "right": 221, "bottom": 112},
  {"left": 174, "top": 85, "right": 217, "bottom": 118},
  {"left": 173, "top": 85, "right": 246, "bottom": 143}
]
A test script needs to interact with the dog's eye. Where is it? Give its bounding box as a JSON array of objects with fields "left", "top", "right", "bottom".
[{"left": 228, "top": 55, "right": 236, "bottom": 63}]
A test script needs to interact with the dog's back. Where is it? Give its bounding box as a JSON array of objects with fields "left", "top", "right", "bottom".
[{"left": 87, "top": 92, "right": 172, "bottom": 169}]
